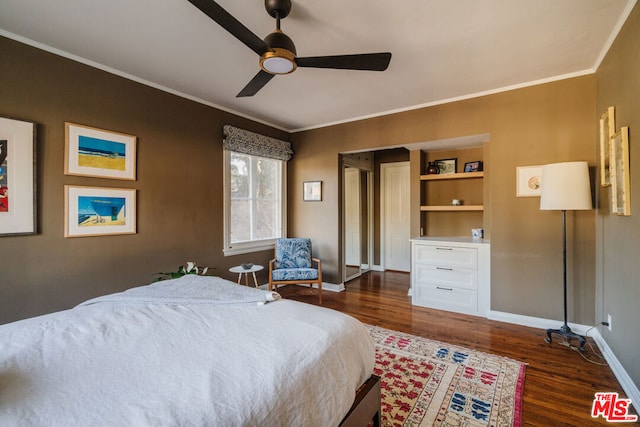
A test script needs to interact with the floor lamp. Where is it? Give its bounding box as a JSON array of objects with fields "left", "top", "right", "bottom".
[{"left": 540, "top": 161, "right": 592, "bottom": 351}]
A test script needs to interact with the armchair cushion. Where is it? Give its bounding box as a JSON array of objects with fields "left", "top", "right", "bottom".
[
  {"left": 275, "top": 238, "right": 312, "bottom": 269},
  {"left": 272, "top": 268, "right": 319, "bottom": 282}
]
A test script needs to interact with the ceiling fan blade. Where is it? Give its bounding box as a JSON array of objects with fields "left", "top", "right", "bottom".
[
  {"left": 187, "top": 0, "right": 271, "bottom": 56},
  {"left": 295, "top": 52, "right": 392, "bottom": 71},
  {"left": 237, "top": 70, "right": 275, "bottom": 97}
]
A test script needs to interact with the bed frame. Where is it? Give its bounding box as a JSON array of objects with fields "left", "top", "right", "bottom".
[{"left": 339, "top": 375, "right": 381, "bottom": 427}]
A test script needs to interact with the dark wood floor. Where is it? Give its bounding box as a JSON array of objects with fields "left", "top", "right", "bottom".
[{"left": 275, "top": 270, "right": 634, "bottom": 426}]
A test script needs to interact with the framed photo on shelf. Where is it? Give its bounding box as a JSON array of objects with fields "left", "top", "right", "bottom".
[
  {"left": 303, "top": 181, "right": 322, "bottom": 201},
  {"left": 599, "top": 106, "right": 615, "bottom": 187},
  {"left": 64, "top": 186, "right": 136, "bottom": 237},
  {"left": 464, "top": 161, "right": 483, "bottom": 172},
  {"left": 65, "top": 123, "right": 137, "bottom": 180},
  {"left": 516, "top": 165, "right": 543, "bottom": 197},
  {"left": 610, "top": 127, "right": 631, "bottom": 216},
  {"left": 435, "top": 158, "right": 457, "bottom": 175},
  {"left": 0, "top": 116, "right": 37, "bottom": 236}
]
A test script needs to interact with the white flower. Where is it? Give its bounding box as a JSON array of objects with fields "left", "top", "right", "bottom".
[{"left": 186, "top": 261, "right": 195, "bottom": 273}]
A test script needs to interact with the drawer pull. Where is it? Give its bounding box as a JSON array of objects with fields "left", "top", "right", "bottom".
[
  {"left": 436, "top": 266, "right": 453, "bottom": 271},
  {"left": 435, "top": 247, "right": 453, "bottom": 251},
  {"left": 436, "top": 286, "right": 454, "bottom": 291}
]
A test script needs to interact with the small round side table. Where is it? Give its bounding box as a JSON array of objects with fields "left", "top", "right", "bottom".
[{"left": 229, "top": 264, "right": 264, "bottom": 288}]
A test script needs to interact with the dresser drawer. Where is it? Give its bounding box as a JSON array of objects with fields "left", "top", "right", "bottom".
[
  {"left": 412, "top": 264, "right": 477, "bottom": 290},
  {"left": 412, "top": 284, "right": 478, "bottom": 314},
  {"left": 413, "top": 245, "right": 478, "bottom": 268}
]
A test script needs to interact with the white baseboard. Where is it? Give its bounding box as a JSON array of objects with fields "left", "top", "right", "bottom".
[
  {"left": 590, "top": 329, "right": 640, "bottom": 410},
  {"left": 371, "top": 264, "right": 385, "bottom": 272},
  {"left": 488, "top": 310, "right": 639, "bottom": 408},
  {"left": 487, "top": 310, "right": 593, "bottom": 334},
  {"left": 314, "top": 282, "right": 345, "bottom": 292}
]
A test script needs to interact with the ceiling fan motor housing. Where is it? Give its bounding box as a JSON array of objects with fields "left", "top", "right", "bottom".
[{"left": 261, "top": 30, "right": 297, "bottom": 74}]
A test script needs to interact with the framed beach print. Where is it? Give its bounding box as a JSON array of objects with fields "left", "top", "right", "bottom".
[
  {"left": 599, "top": 106, "right": 615, "bottom": 187},
  {"left": 516, "top": 165, "right": 543, "bottom": 197},
  {"left": 303, "top": 181, "right": 322, "bottom": 201},
  {"left": 65, "top": 123, "right": 136, "bottom": 180},
  {"left": 65, "top": 186, "right": 136, "bottom": 237},
  {"left": 610, "top": 127, "right": 631, "bottom": 216},
  {"left": 0, "top": 116, "right": 37, "bottom": 236}
]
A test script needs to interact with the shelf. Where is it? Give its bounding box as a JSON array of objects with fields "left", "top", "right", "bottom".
[
  {"left": 420, "top": 171, "right": 483, "bottom": 181},
  {"left": 420, "top": 205, "right": 484, "bottom": 211}
]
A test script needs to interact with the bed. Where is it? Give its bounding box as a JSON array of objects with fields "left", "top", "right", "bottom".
[{"left": 0, "top": 275, "right": 378, "bottom": 426}]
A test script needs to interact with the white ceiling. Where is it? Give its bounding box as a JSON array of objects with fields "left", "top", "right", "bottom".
[{"left": 0, "top": 0, "right": 635, "bottom": 132}]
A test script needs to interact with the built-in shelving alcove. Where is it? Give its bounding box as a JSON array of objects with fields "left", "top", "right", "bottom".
[{"left": 405, "top": 134, "right": 489, "bottom": 238}]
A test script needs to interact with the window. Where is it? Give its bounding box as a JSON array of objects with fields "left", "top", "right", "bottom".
[
  {"left": 223, "top": 150, "right": 286, "bottom": 255},
  {"left": 222, "top": 125, "right": 291, "bottom": 256}
]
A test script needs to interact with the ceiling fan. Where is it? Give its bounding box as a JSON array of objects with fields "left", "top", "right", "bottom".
[{"left": 187, "top": 0, "right": 392, "bottom": 97}]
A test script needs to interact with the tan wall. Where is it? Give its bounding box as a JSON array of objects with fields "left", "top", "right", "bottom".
[
  {"left": 595, "top": 3, "right": 640, "bottom": 387},
  {"left": 0, "top": 37, "right": 286, "bottom": 323},
  {"left": 291, "top": 76, "right": 597, "bottom": 324}
]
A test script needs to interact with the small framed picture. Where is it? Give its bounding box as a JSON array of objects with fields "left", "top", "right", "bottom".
[
  {"left": 464, "top": 161, "right": 483, "bottom": 172},
  {"left": 516, "top": 165, "right": 543, "bottom": 197},
  {"left": 435, "top": 158, "right": 457, "bottom": 175},
  {"left": 65, "top": 185, "right": 136, "bottom": 237},
  {"left": 65, "top": 123, "right": 137, "bottom": 180},
  {"left": 303, "top": 181, "right": 322, "bottom": 201}
]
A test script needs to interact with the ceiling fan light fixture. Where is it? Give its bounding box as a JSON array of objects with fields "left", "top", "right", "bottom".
[{"left": 260, "top": 48, "right": 297, "bottom": 74}]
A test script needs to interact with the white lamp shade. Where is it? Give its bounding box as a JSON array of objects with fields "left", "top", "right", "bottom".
[{"left": 540, "top": 161, "right": 592, "bottom": 210}]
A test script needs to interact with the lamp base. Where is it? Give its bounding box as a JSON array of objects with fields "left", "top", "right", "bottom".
[{"left": 545, "top": 324, "right": 586, "bottom": 352}]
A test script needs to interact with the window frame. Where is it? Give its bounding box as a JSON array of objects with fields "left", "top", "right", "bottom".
[{"left": 223, "top": 149, "right": 287, "bottom": 256}]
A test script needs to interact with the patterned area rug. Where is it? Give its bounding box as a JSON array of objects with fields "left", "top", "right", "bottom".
[{"left": 367, "top": 325, "right": 526, "bottom": 427}]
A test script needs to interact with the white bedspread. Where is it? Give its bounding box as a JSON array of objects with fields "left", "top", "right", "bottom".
[
  {"left": 0, "top": 276, "right": 374, "bottom": 426},
  {"left": 80, "top": 274, "right": 282, "bottom": 306}
]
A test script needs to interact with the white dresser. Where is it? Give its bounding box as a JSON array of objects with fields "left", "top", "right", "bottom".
[{"left": 410, "top": 237, "right": 490, "bottom": 317}]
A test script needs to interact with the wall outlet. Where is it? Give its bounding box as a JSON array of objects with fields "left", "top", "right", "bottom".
[{"left": 607, "top": 314, "right": 612, "bottom": 332}]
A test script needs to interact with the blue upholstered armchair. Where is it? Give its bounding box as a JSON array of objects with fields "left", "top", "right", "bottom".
[{"left": 268, "top": 238, "right": 323, "bottom": 304}]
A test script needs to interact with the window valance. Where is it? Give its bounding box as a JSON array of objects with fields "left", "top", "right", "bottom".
[{"left": 223, "top": 125, "right": 292, "bottom": 161}]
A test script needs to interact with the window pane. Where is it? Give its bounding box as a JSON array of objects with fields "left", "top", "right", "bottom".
[
  {"left": 230, "top": 153, "right": 250, "bottom": 199},
  {"left": 256, "top": 200, "right": 278, "bottom": 239},
  {"left": 256, "top": 158, "right": 277, "bottom": 200},
  {"left": 230, "top": 200, "right": 250, "bottom": 243}
]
